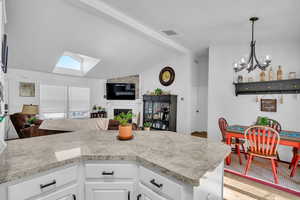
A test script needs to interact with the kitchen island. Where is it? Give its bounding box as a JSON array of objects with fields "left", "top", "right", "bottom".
[{"left": 0, "top": 130, "right": 230, "bottom": 200}]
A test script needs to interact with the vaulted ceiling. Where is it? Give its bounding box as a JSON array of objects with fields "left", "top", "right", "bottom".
[
  {"left": 6, "top": 0, "right": 300, "bottom": 78},
  {"left": 101, "top": 0, "right": 300, "bottom": 56},
  {"left": 6, "top": 0, "right": 182, "bottom": 79}
]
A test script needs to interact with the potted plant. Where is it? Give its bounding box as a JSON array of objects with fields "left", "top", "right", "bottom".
[
  {"left": 92, "top": 105, "right": 97, "bottom": 113},
  {"left": 256, "top": 116, "right": 269, "bottom": 126},
  {"left": 144, "top": 122, "right": 151, "bottom": 131},
  {"left": 114, "top": 112, "right": 134, "bottom": 140},
  {"left": 154, "top": 88, "right": 163, "bottom": 95},
  {"left": 27, "top": 116, "right": 38, "bottom": 125}
]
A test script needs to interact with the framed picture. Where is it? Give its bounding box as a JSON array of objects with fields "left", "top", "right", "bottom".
[
  {"left": 19, "top": 82, "right": 35, "bottom": 97},
  {"left": 159, "top": 66, "right": 175, "bottom": 86},
  {"left": 261, "top": 99, "right": 277, "bottom": 112}
]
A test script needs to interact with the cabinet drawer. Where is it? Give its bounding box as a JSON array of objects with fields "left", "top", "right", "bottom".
[
  {"left": 34, "top": 184, "right": 78, "bottom": 200},
  {"left": 85, "top": 164, "right": 137, "bottom": 179},
  {"left": 139, "top": 167, "right": 182, "bottom": 200},
  {"left": 138, "top": 183, "right": 167, "bottom": 200},
  {"left": 8, "top": 166, "right": 78, "bottom": 200}
]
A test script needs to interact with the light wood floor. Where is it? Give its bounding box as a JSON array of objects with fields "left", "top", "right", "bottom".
[{"left": 224, "top": 172, "right": 299, "bottom": 200}]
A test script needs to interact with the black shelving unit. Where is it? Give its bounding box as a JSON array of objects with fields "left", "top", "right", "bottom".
[
  {"left": 143, "top": 95, "right": 177, "bottom": 132},
  {"left": 234, "top": 79, "right": 300, "bottom": 96}
]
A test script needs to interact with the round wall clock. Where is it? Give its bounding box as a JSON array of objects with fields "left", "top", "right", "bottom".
[{"left": 159, "top": 66, "right": 175, "bottom": 86}]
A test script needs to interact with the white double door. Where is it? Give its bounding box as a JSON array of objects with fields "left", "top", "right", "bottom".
[{"left": 85, "top": 182, "right": 134, "bottom": 200}]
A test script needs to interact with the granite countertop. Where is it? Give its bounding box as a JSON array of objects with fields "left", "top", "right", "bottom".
[{"left": 0, "top": 131, "right": 230, "bottom": 186}]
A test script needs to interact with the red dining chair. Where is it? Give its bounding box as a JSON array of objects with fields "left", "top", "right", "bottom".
[
  {"left": 268, "top": 119, "right": 299, "bottom": 176},
  {"left": 267, "top": 119, "right": 282, "bottom": 162},
  {"left": 218, "top": 118, "right": 247, "bottom": 165},
  {"left": 290, "top": 149, "right": 299, "bottom": 177},
  {"left": 244, "top": 126, "right": 280, "bottom": 184},
  {"left": 268, "top": 119, "right": 282, "bottom": 133}
]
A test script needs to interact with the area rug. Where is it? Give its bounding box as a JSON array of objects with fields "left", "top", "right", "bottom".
[{"left": 224, "top": 154, "right": 300, "bottom": 197}]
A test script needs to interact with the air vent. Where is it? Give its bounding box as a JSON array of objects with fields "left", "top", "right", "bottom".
[{"left": 161, "top": 30, "right": 178, "bottom": 36}]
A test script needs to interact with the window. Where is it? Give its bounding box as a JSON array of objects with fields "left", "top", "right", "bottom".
[
  {"left": 53, "top": 52, "right": 100, "bottom": 76},
  {"left": 40, "top": 85, "right": 90, "bottom": 120},
  {"left": 68, "top": 87, "right": 90, "bottom": 119},
  {"left": 40, "top": 85, "right": 67, "bottom": 120}
]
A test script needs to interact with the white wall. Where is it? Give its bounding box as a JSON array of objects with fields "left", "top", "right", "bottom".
[
  {"left": 140, "top": 54, "right": 193, "bottom": 133},
  {"left": 208, "top": 42, "right": 300, "bottom": 161},
  {"left": 6, "top": 68, "right": 106, "bottom": 114}
]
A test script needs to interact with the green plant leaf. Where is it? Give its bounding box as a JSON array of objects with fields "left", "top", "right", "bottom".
[{"left": 114, "top": 112, "right": 135, "bottom": 126}]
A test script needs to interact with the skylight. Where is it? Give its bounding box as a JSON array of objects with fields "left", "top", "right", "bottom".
[
  {"left": 53, "top": 52, "right": 100, "bottom": 76},
  {"left": 56, "top": 55, "right": 81, "bottom": 71}
]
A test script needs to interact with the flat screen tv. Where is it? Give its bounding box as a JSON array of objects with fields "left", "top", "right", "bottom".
[{"left": 106, "top": 83, "right": 135, "bottom": 100}]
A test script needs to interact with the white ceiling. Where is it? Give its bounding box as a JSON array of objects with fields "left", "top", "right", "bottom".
[
  {"left": 6, "top": 0, "right": 181, "bottom": 79},
  {"left": 102, "top": 0, "right": 300, "bottom": 56},
  {"left": 6, "top": 0, "right": 300, "bottom": 78}
]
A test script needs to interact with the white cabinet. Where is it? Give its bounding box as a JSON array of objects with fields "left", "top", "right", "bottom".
[
  {"left": 35, "top": 184, "right": 78, "bottom": 200},
  {"left": 0, "top": 161, "right": 225, "bottom": 200},
  {"left": 85, "top": 182, "right": 134, "bottom": 200},
  {"left": 193, "top": 162, "right": 224, "bottom": 200}
]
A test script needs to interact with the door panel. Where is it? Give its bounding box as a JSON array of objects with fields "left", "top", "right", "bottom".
[
  {"left": 92, "top": 189, "right": 128, "bottom": 199},
  {"left": 85, "top": 182, "right": 133, "bottom": 200},
  {"left": 191, "top": 86, "right": 201, "bottom": 132}
]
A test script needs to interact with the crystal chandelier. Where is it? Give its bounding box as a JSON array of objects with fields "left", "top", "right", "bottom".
[{"left": 233, "top": 17, "right": 271, "bottom": 73}]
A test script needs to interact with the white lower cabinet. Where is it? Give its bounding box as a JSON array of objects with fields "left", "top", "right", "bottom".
[
  {"left": 35, "top": 184, "right": 78, "bottom": 200},
  {"left": 0, "top": 161, "right": 225, "bottom": 200},
  {"left": 85, "top": 182, "right": 134, "bottom": 200}
]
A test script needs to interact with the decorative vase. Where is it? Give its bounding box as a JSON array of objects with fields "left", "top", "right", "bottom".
[
  {"left": 268, "top": 67, "right": 273, "bottom": 81},
  {"left": 277, "top": 65, "right": 283, "bottom": 80},
  {"left": 238, "top": 75, "right": 243, "bottom": 83},
  {"left": 118, "top": 124, "right": 133, "bottom": 139},
  {"left": 260, "top": 71, "right": 266, "bottom": 81},
  {"left": 288, "top": 72, "right": 296, "bottom": 79},
  {"left": 144, "top": 127, "right": 150, "bottom": 131}
]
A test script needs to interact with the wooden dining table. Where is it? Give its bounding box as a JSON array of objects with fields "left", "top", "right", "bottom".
[{"left": 225, "top": 125, "right": 300, "bottom": 165}]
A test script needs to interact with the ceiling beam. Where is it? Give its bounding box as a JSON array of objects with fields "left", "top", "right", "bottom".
[{"left": 78, "top": 0, "right": 190, "bottom": 54}]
